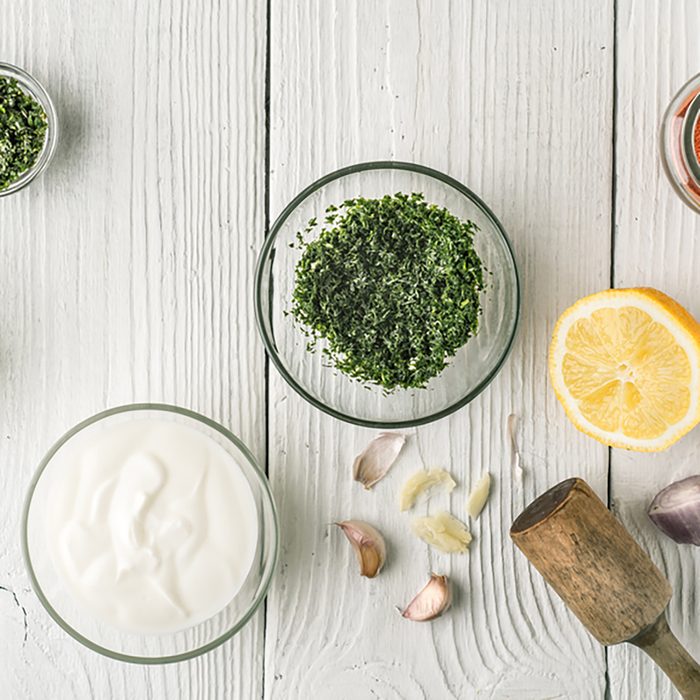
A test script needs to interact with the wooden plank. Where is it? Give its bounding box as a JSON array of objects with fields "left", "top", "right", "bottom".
[
  {"left": 610, "top": 1, "right": 700, "bottom": 698},
  {"left": 265, "top": 1, "right": 614, "bottom": 697},
  {"left": 0, "top": 0, "right": 266, "bottom": 697}
]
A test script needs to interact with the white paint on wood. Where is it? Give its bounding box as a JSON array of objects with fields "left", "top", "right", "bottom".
[
  {"left": 0, "top": 0, "right": 266, "bottom": 698},
  {"left": 265, "top": 2, "right": 614, "bottom": 698},
  {"left": 3, "top": 0, "right": 695, "bottom": 697},
  {"left": 610, "top": 2, "right": 700, "bottom": 699}
]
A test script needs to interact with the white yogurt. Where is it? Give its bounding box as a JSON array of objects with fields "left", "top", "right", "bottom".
[{"left": 46, "top": 417, "right": 259, "bottom": 634}]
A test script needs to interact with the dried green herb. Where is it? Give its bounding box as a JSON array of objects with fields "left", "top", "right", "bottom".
[
  {"left": 0, "top": 77, "right": 48, "bottom": 191},
  {"left": 290, "top": 192, "right": 485, "bottom": 391}
]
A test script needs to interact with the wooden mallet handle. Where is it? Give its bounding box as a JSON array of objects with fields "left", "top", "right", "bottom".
[
  {"left": 633, "top": 613, "right": 700, "bottom": 699},
  {"left": 510, "top": 478, "right": 700, "bottom": 699}
]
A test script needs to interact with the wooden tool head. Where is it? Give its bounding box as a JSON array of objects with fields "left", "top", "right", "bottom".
[{"left": 511, "top": 478, "right": 671, "bottom": 645}]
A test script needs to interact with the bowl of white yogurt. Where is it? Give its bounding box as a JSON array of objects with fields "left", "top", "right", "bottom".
[{"left": 21, "top": 404, "right": 279, "bottom": 663}]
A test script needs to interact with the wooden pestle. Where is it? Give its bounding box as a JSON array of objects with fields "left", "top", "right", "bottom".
[{"left": 510, "top": 477, "right": 700, "bottom": 700}]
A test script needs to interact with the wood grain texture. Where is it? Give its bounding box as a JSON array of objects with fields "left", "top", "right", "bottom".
[
  {"left": 511, "top": 478, "right": 671, "bottom": 646},
  {"left": 265, "top": 2, "right": 614, "bottom": 697},
  {"left": 610, "top": 1, "right": 700, "bottom": 699},
  {"left": 0, "top": 0, "right": 266, "bottom": 698},
  {"left": 633, "top": 615, "right": 700, "bottom": 700}
]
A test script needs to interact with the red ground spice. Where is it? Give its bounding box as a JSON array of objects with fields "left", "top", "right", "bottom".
[{"left": 672, "top": 88, "right": 700, "bottom": 196}]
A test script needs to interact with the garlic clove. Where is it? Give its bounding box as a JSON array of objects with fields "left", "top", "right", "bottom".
[
  {"left": 412, "top": 511, "right": 472, "bottom": 553},
  {"left": 336, "top": 520, "right": 387, "bottom": 578},
  {"left": 399, "top": 468, "right": 456, "bottom": 511},
  {"left": 353, "top": 432, "right": 406, "bottom": 490},
  {"left": 648, "top": 475, "right": 700, "bottom": 545},
  {"left": 467, "top": 472, "right": 491, "bottom": 520},
  {"left": 508, "top": 413, "right": 523, "bottom": 478},
  {"left": 400, "top": 573, "right": 452, "bottom": 621}
]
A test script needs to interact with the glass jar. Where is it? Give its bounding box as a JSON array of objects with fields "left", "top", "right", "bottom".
[{"left": 661, "top": 73, "right": 700, "bottom": 213}]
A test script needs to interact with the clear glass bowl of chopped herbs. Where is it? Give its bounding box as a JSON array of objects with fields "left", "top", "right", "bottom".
[
  {"left": 255, "top": 162, "right": 520, "bottom": 428},
  {"left": 0, "top": 62, "right": 57, "bottom": 196}
]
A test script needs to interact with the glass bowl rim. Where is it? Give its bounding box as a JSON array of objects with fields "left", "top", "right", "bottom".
[
  {"left": 0, "top": 61, "right": 58, "bottom": 197},
  {"left": 20, "top": 402, "right": 280, "bottom": 665},
  {"left": 254, "top": 160, "right": 521, "bottom": 428}
]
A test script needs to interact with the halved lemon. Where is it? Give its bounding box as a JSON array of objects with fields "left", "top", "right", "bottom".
[{"left": 549, "top": 288, "right": 700, "bottom": 451}]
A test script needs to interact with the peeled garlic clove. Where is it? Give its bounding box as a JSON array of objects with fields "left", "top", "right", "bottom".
[
  {"left": 401, "top": 573, "right": 452, "bottom": 621},
  {"left": 353, "top": 432, "right": 406, "bottom": 490},
  {"left": 467, "top": 472, "right": 491, "bottom": 520},
  {"left": 399, "top": 468, "right": 456, "bottom": 511},
  {"left": 336, "top": 520, "right": 386, "bottom": 578},
  {"left": 412, "top": 511, "right": 472, "bottom": 553},
  {"left": 508, "top": 413, "right": 522, "bottom": 476}
]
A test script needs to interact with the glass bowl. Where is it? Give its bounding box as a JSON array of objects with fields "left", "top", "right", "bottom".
[
  {"left": 21, "top": 404, "right": 279, "bottom": 664},
  {"left": 0, "top": 62, "right": 58, "bottom": 197},
  {"left": 255, "top": 161, "right": 520, "bottom": 427}
]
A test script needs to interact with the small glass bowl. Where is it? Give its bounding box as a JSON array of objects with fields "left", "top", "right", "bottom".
[
  {"left": 21, "top": 404, "right": 279, "bottom": 664},
  {"left": 0, "top": 62, "right": 58, "bottom": 197},
  {"left": 660, "top": 72, "right": 700, "bottom": 213},
  {"left": 255, "top": 161, "right": 520, "bottom": 428}
]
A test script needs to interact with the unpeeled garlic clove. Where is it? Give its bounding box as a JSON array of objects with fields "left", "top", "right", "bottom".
[
  {"left": 400, "top": 573, "right": 452, "bottom": 621},
  {"left": 353, "top": 433, "right": 406, "bottom": 489},
  {"left": 648, "top": 476, "right": 700, "bottom": 545},
  {"left": 336, "top": 520, "right": 386, "bottom": 578}
]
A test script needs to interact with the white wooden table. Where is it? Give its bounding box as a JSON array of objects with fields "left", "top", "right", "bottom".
[{"left": 1, "top": 1, "right": 699, "bottom": 698}]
